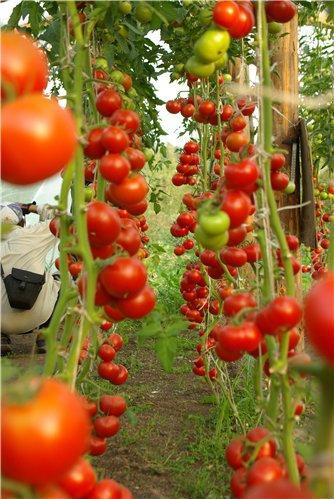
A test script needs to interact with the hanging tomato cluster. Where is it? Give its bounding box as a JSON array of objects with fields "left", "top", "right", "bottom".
[
  {"left": 1, "top": 31, "right": 77, "bottom": 185},
  {"left": 225, "top": 426, "right": 309, "bottom": 498}
]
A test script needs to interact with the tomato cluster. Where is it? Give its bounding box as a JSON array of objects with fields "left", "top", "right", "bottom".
[
  {"left": 225, "top": 426, "right": 310, "bottom": 498},
  {"left": 1, "top": 31, "right": 77, "bottom": 185}
]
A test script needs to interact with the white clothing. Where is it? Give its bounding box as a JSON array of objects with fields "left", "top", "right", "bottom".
[{"left": 1, "top": 222, "right": 60, "bottom": 334}]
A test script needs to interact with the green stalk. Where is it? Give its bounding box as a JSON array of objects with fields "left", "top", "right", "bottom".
[
  {"left": 258, "top": 0, "right": 299, "bottom": 484},
  {"left": 327, "top": 221, "right": 334, "bottom": 271}
]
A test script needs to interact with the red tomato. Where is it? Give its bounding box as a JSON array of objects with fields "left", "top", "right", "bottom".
[
  {"left": 125, "top": 147, "right": 146, "bottom": 170},
  {"left": 98, "top": 344, "right": 116, "bottom": 362},
  {"left": 99, "top": 153, "right": 131, "bottom": 183},
  {"left": 89, "top": 436, "right": 107, "bottom": 456},
  {"left": 94, "top": 416, "right": 120, "bottom": 438},
  {"left": 237, "top": 98, "right": 256, "bottom": 116},
  {"left": 57, "top": 459, "right": 96, "bottom": 498},
  {"left": 91, "top": 244, "right": 115, "bottom": 260},
  {"left": 218, "top": 322, "right": 261, "bottom": 353},
  {"left": 100, "top": 395, "right": 127, "bottom": 416},
  {"left": 69, "top": 261, "right": 83, "bottom": 277},
  {"left": 99, "top": 257, "right": 147, "bottom": 298},
  {"left": 230, "top": 467, "right": 247, "bottom": 498},
  {"left": 225, "top": 437, "right": 244, "bottom": 469},
  {"left": 220, "top": 247, "right": 247, "bottom": 267},
  {"left": 97, "top": 362, "right": 120, "bottom": 381},
  {"left": 225, "top": 159, "right": 259, "bottom": 189},
  {"left": 166, "top": 100, "right": 181, "bottom": 114},
  {"left": 184, "top": 141, "right": 199, "bottom": 154},
  {"left": 122, "top": 73, "right": 132, "bottom": 91},
  {"left": 84, "top": 128, "right": 105, "bottom": 159},
  {"left": 96, "top": 89, "right": 122, "bottom": 117},
  {"left": 199, "top": 100, "right": 216, "bottom": 116},
  {"left": 88, "top": 479, "right": 133, "bottom": 499},
  {"left": 1, "top": 31, "right": 48, "bottom": 98},
  {"left": 227, "top": 225, "right": 247, "bottom": 246},
  {"left": 304, "top": 273, "right": 334, "bottom": 366},
  {"left": 213, "top": 1, "right": 240, "bottom": 30},
  {"left": 181, "top": 103, "right": 195, "bottom": 118},
  {"left": 1, "top": 95, "right": 76, "bottom": 185},
  {"left": 270, "top": 153, "right": 286, "bottom": 171},
  {"left": 242, "top": 479, "right": 315, "bottom": 499},
  {"left": 86, "top": 201, "right": 121, "bottom": 247},
  {"left": 109, "top": 109, "right": 140, "bottom": 134},
  {"left": 230, "top": 114, "right": 247, "bottom": 132},
  {"left": 226, "top": 131, "right": 249, "bottom": 152},
  {"left": 266, "top": 296, "right": 302, "bottom": 334},
  {"left": 221, "top": 104, "right": 234, "bottom": 121},
  {"left": 265, "top": 1, "right": 297, "bottom": 23},
  {"left": 224, "top": 292, "right": 256, "bottom": 317},
  {"left": 215, "top": 341, "right": 243, "bottom": 361},
  {"left": 110, "top": 365, "right": 129, "bottom": 385},
  {"left": 49, "top": 218, "right": 60, "bottom": 237},
  {"left": 246, "top": 427, "right": 276, "bottom": 460},
  {"left": 221, "top": 190, "right": 252, "bottom": 228},
  {"left": 116, "top": 225, "right": 141, "bottom": 255},
  {"left": 104, "top": 305, "right": 125, "bottom": 322},
  {"left": 116, "top": 285, "right": 156, "bottom": 319},
  {"left": 271, "top": 171, "right": 289, "bottom": 190},
  {"left": 106, "top": 174, "right": 148, "bottom": 206},
  {"left": 228, "top": 4, "right": 254, "bottom": 38},
  {"left": 247, "top": 457, "right": 284, "bottom": 487},
  {"left": 244, "top": 243, "right": 261, "bottom": 262},
  {"left": 125, "top": 199, "right": 148, "bottom": 216},
  {"left": 36, "top": 485, "right": 71, "bottom": 499},
  {"left": 1, "top": 379, "right": 90, "bottom": 485},
  {"left": 101, "top": 126, "right": 130, "bottom": 153},
  {"left": 85, "top": 161, "right": 97, "bottom": 182}
]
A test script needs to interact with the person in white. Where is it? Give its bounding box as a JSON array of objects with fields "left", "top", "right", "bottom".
[{"left": 1, "top": 203, "right": 60, "bottom": 354}]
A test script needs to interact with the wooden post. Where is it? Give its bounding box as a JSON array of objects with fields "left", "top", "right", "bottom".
[{"left": 270, "top": 15, "right": 300, "bottom": 237}]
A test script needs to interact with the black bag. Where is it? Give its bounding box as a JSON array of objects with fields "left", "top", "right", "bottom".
[{"left": 1, "top": 264, "right": 45, "bottom": 310}]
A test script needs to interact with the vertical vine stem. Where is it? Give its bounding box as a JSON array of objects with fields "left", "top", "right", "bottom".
[{"left": 257, "top": 0, "right": 299, "bottom": 484}]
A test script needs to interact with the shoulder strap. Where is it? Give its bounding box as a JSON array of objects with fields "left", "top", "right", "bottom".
[{"left": 1, "top": 264, "right": 5, "bottom": 279}]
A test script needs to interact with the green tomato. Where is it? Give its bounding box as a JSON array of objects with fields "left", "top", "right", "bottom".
[
  {"left": 328, "top": 193, "right": 334, "bottom": 200},
  {"left": 314, "top": 188, "right": 320, "bottom": 197},
  {"left": 194, "top": 29, "right": 230, "bottom": 64},
  {"left": 175, "top": 63, "right": 184, "bottom": 73},
  {"left": 284, "top": 181, "right": 296, "bottom": 194},
  {"left": 174, "top": 27, "right": 185, "bottom": 35},
  {"left": 118, "top": 25, "right": 128, "bottom": 38},
  {"left": 119, "top": 1, "right": 132, "bottom": 14},
  {"left": 183, "top": 0, "right": 193, "bottom": 7},
  {"left": 195, "top": 226, "right": 229, "bottom": 250},
  {"left": 110, "top": 70, "right": 124, "bottom": 83},
  {"left": 268, "top": 21, "right": 282, "bottom": 34},
  {"left": 328, "top": 215, "right": 334, "bottom": 223},
  {"left": 199, "top": 8, "right": 212, "bottom": 26},
  {"left": 223, "top": 73, "right": 232, "bottom": 82},
  {"left": 185, "top": 56, "right": 215, "bottom": 78},
  {"left": 199, "top": 211, "right": 230, "bottom": 236},
  {"left": 171, "top": 72, "right": 181, "bottom": 81},
  {"left": 135, "top": 3, "right": 152, "bottom": 23},
  {"left": 127, "top": 87, "right": 138, "bottom": 98},
  {"left": 95, "top": 57, "right": 109, "bottom": 71},
  {"left": 320, "top": 192, "right": 328, "bottom": 200},
  {"left": 215, "top": 52, "right": 228, "bottom": 69},
  {"left": 143, "top": 148, "right": 154, "bottom": 161},
  {"left": 84, "top": 187, "right": 94, "bottom": 202}
]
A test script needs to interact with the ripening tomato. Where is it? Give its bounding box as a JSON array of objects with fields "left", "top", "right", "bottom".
[
  {"left": 86, "top": 201, "right": 121, "bottom": 247},
  {"left": 166, "top": 100, "right": 181, "bottom": 114},
  {"left": 226, "top": 131, "right": 249, "bottom": 152},
  {"left": 109, "top": 109, "right": 140, "bottom": 134},
  {"left": 225, "top": 159, "right": 259, "bottom": 189},
  {"left": 304, "top": 273, "right": 334, "bottom": 366},
  {"left": 223, "top": 292, "right": 256, "bottom": 317},
  {"left": 125, "top": 147, "right": 146, "bottom": 170},
  {"left": 94, "top": 416, "right": 120, "bottom": 438},
  {"left": 1, "top": 379, "right": 90, "bottom": 485},
  {"left": 84, "top": 128, "right": 105, "bottom": 159},
  {"left": 228, "top": 4, "right": 255, "bottom": 38},
  {"left": 221, "top": 104, "right": 234, "bottom": 121},
  {"left": 230, "top": 114, "right": 247, "bottom": 132},
  {"left": 1, "top": 95, "right": 76, "bottom": 185},
  {"left": 101, "top": 126, "right": 129, "bottom": 153},
  {"left": 265, "top": 1, "right": 297, "bottom": 23},
  {"left": 106, "top": 174, "right": 148, "bottom": 206},
  {"left": 100, "top": 395, "right": 127, "bottom": 417},
  {"left": 99, "top": 257, "right": 147, "bottom": 298},
  {"left": 57, "top": 459, "right": 96, "bottom": 498},
  {"left": 220, "top": 247, "right": 247, "bottom": 267},
  {"left": 117, "top": 285, "right": 156, "bottom": 319},
  {"left": 221, "top": 190, "right": 252, "bottom": 228},
  {"left": 1, "top": 31, "right": 48, "bottom": 98},
  {"left": 213, "top": 1, "right": 240, "bottom": 30},
  {"left": 247, "top": 457, "right": 284, "bottom": 487},
  {"left": 218, "top": 322, "right": 261, "bottom": 353},
  {"left": 242, "top": 479, "right": 315, "bottom": 499},
  {"left": 96, "top": 89, "right": 122, "bottom": 117},
  {"left": 237, "top": 98, "right": 256, "bottom": 116},
  {"left": 199, "top": 100, "right": 216, "bottom": 116},
  {"left": 99, "top": 153, "right": 131, "bottom": 184}
]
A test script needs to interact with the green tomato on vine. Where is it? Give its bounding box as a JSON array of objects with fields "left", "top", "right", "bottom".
[
  {"left": 199, "top": 211, "right": 230, "bottom": 236},
  {"left": 195, "top": 226, "right": 229, "bottom": 250},
  {"left": 185, "top": 56, "right": 215, "bottom": 77},
  {"left": 135, "top": 3, "right": 152, "bottom": 23},
  {"left": 119, "top": 1, "right": 132, "bottom": 15},
  {"left": 284, "top": 181, "right": 296, "bottom": 194},
  {"left": 95, "top": 57, "right": 109, "bottom": 71}
]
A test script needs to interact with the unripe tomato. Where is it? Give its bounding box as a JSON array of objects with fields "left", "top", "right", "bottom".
[
  {"left": 199, "top": 211, "right": 230, "bottom": 235},
  {"left": 194, "top": 29, "right": 230, "bottom": 64}
]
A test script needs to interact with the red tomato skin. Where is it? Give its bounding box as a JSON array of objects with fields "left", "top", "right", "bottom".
[
  {"left": 88, "top": 479, "right": 131, "bottom": 499},
  {"left": 304, "top": 273, "right": 334, "bottom": 365},
  {"left": 109, "top": 109, "right": 140, "bottom": 134},
  {"left": 213, "top": 1, "right": 240, "bottom": 30},
  {"left": 94, "top": 416, "right": 120, "bottom": 438},
  {"left": 225, "top": 438, "right": 244, "bottom": 469},
  {"left": 221, "top": 190, "right": 252, "bottom": 228},
  {"left": 106, "top": 174, "right": 148, "bottom": 206},
  {"left": 242, "top": 479, "right": 315, "bottom": 499},
  {"left": 265, "top": 1, "right": 297, "bottom": 23},
  {"left": 1, "top": 379, "right": 90, "bottom": 485},
  {"left": 247, "top": 457, "right": 284, "bottom": 487},
  {"left": 1, "top": 95, "right": 76, "bottom": 185},
  {"left": 101, "top": 126, "right": 130, "bottom": 154},
  {"left": 86, "top": 201, "right": 121, "bottom": 247},
  {"left": 84, "top": 128, "right": 105, "bottom": 159},
  {"left": 96, "top": 89, "right": 122, "bottom": 117},
  {"left": 117, "top": 285, "right": 156, "bottom": 319},
  {"left": 99, "top": 257, "right": 147, "bottom": 298},
  {"left": 1, "top": 31, "right": 48, "bottom": 98},
  {"left": 57, "top": 459, "right": 96, "bottom": 498},
  {"left": 99, "top": 153, "right": 131, "bottom": 184},
  {"left": 100, "top": 395, "right": 127, "bottom": 416},
  {"left": 89, "top": 436, "right": 107, "bottom": 457},
  {"left": 230, "top": 467, "right": 247, "bottom": 498}
]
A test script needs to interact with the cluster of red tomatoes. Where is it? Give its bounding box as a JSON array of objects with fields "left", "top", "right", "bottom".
[
  {"left": 1, "top": 378, "right": 132, "bottom": 499},
  {"left": 225, "top": 426, "right": 311, "bottom": 498},
  {"left": 171, "top": 140, "right": 200, "bottom": 187},
  {"left": 1, "top": 31, "right": 77, "bottom": 185}
]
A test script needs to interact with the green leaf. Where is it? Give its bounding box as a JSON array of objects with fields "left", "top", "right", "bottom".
[
  {"left": 122, "top": 20, "right": 143, "bottom": 36},
  {"left": 40, "top": 19, "right": 61, "bottom": 57},
  {"left": 155, "top": 333, "right": 178, "bottom": 372},
  {"left": 6, "top": 3, "right": 22, "bottom": 28},
  {"left": 28, "top": 2, "right": 43, "bottom": 37}
]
